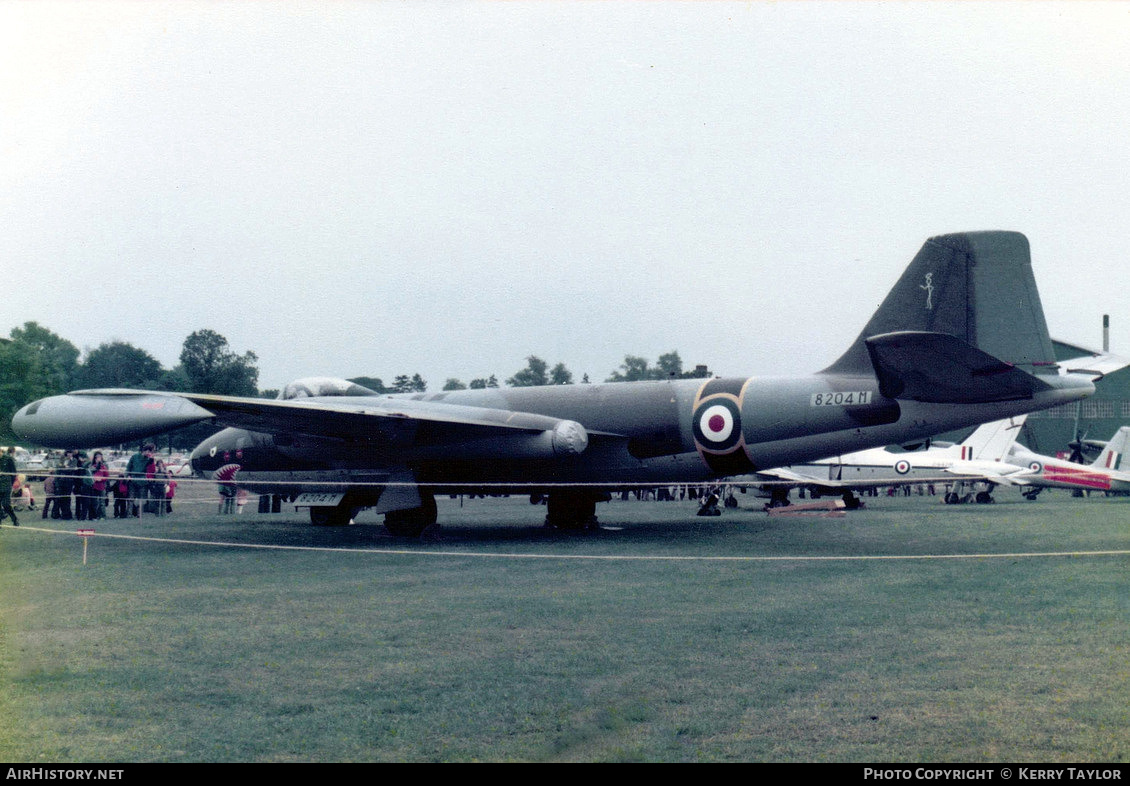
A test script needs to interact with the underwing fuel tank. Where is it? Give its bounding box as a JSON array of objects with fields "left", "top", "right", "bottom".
[{"left": 11, "top": 390, "right": 214, "bottom": 448}]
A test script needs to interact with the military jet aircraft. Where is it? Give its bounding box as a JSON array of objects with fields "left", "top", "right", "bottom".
[
  {"left": 11, "top": 231, "right": 1098, "bottom": 535},
  {"left": 1005, "top": 424, "right": 1130, "bottom": 499},
  {"left": 750, "top": 416, "right": 1034, "bottom": 508}
]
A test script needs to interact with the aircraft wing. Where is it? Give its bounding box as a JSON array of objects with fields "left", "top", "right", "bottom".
[
  {"left": 942, "top": 463, "right": 1036, "bottom": 485},
  {"left": 1059, "top": 350, "right": 1130, "bottom": 379},
  {"left": 748, "top": 468, "right": 966, "bottom": 492},
  {"left": 12, "top": 389, "right": 604, "bottom": 459},
  {"left": 750, "top": 467, "right": 828, "bottom": 485}
]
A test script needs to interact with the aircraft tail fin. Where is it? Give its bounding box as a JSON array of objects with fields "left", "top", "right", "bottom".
[
  {"left": 823, "top": 231, "right": 1057, "bottom": 377},
  {"left": 1091, "top": 426, "right": 1130, "bottom": 471},
  {"left": 959, "top": 416, "right": 1027, "bottom": 462}
]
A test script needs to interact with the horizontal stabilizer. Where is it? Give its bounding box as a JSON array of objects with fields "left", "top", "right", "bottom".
[{"left": 866, "top": 331, "right": 1052, "bottom": 403}]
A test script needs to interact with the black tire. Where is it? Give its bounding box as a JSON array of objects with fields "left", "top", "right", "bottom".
[
  {"left": 310, "top": 505, "right": 355, "bottom": 526},
  {"left": 545, "top": 492, "right": 597, "bottom": 530},
  {"left": 384, "top": 494, "right": 438, "bottom": 537}
]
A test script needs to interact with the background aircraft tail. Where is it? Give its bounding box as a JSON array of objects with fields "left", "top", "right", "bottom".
[
  {"left": 1091, "top": 426, "right": 1130, "bottom": 471},
  {"left": 823, "top": 231, "right": 1057, "bottom": 377},
  {"left": 960, "top": 416, "right": 1026, "bottom": 461}
]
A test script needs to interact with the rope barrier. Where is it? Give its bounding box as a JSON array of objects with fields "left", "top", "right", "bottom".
[
  {"left": 122, "top": 475, "right": 760, "bottom": 489},
  {"left": 5, "top": 523, "right": 1130, "bottom": 563}
]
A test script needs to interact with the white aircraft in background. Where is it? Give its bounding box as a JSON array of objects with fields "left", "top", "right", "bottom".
[{"left": 751, "top": 417, "right": 1034, "bottom": 507}]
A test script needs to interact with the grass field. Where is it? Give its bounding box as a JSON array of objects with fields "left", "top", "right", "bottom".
[{"left": 2, "top": 483, "right": 1128, "bottom": 762}]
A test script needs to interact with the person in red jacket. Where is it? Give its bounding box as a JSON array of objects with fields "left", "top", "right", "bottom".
[{"left": 90, "top": 451, "right": 110, "bottom": 520}]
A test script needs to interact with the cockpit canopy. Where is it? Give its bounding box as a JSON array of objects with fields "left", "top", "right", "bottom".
[{"left": 278, "top": 377, "right": 381, "bottom": 400}]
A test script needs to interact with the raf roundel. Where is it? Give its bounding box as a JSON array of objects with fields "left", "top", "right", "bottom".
[
  {"left": 894, "top": 459, "right": 911, "bottom": 475},
  {"left": 692, "top": 398, "right": 742, "bottom": 453}
]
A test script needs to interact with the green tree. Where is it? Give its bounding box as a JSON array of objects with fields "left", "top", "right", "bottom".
[
  {"left": 469, "top": 375, "right": 499, "bottom": 389},
  {"left": 656, "top": 351, "right": 684, "bottom": 379},
  {"left": 606, "top": 355, "right": 651, "bottom": 382},
  {"left": 443, "top": 378, "right": 467, "bottom": 391},
  {"left": 607, "top": 351, "right": 710, "bottom": 382},
  {"left": 179, "top": 329, "right": 259, "bottom": 396},
  {"left": 0, "top": 339, "right": 55, "bottom": 444},
  {"left": 550, "top": 362, "right": 573, "bottom": 385},
  {"left": 392, "top": 374, "right": 427, "bottom": 393},
  {"left": 77, "top": 341, "right": 164, "bottom": 390},
  {"left": 157, "top": 365, "right": 192, "bottom": 392},
  {"left": 9, "top": 321, "right": 80, "bottom": 393},
  {"left": 507, "top": 356, "right": 550, "bottom": 387}
]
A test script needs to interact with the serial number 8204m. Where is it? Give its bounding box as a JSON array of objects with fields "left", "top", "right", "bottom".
[{"left": 810, "top": 391, "right": 873, "bottom": 407}]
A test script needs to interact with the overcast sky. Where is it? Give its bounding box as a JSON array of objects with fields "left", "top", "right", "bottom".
[{"left": 4, "top": 1, "right": 1128, "bottom": 391}]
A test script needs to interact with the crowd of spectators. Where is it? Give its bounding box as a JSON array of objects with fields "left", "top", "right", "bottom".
[{"left": 31, "top": 444, "right": 177, "bottom": 521}]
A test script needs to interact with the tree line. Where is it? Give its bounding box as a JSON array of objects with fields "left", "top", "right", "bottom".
[{"left": 1, "top": 320, "right": 711, "bottom": 444}]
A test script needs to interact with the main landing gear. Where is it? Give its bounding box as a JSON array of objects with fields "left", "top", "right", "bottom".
[
  {"left": 307, "top": 490, "right": 441, "bottom": 537},
  {"left": 943, "top": 489, "right": 995, "bottom": 504},
  {"left": 384, "top": 493, "right": 438, "bottom": 538},
  {"left": 544, "top": 490, "right": 609, "bottom": 530},
  {"left": 309, "top": 504, "right": 359, "bottom": 527},
  {"left": 765, "top": 488, "right": 791, "bottom": 509}
]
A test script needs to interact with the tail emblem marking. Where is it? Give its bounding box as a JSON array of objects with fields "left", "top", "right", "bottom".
[{"left": 920, "top": 272, "right": 935, "bottom": 310}]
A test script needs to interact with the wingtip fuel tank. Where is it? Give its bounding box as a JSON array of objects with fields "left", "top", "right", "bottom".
[{"left": 12, "top": 390, "right": 215, "bottom": 448}]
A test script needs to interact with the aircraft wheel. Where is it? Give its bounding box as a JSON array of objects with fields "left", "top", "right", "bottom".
[
  {"left": 384, "top": 494, "right": 438, "bottom": 538},
  {"left": 975, "top": 491, "right": 993, "bottom": 504},
  {"left": 943, "top": 492, "right": 961, "bottom": 505},
  {"left": 767, "top": 489, "right": 791, "bottom": 508},
  {"left": 545, "top": 492, "right": 600, "bottom": 530},
  {"left": 310, "top": 505, "right": 356, "bottom": 526}
]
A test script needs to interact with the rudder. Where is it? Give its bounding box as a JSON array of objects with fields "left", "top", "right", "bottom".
[
  {"left": 1091, "top": 426, "right": 1130, "bottom": 471},
  {"left": 961, "top": 416, "right": 1026, "bottom": 461}
]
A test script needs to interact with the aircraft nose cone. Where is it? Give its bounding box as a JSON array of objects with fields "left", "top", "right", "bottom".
[
  {"left": 11, "top": 399, "right": 52, "bottom": 444},
  {"left": 189, "top": 442, "right": 214, "bottom": 476},
  {"left": 10, "top": 402, "right": 33, "bottom": 438}
]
